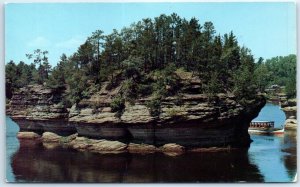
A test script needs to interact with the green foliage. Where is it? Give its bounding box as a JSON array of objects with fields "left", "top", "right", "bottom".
[
  {"left": 286, "top": 76, "right": 296, "bottom": 98},
  {"left": 5, "top": 60, "right": 36, "bottom": 98},
  {"left": 265, "top": 55, "right": 296, "bottom": 85},
  {"left": 122, "top": 56, "right": 143, "bottom": 80},
  {"left": 150, "top": 64, "right": 180, "bottom": 97},
  {"left": 254, "top": 63, "right": 271, "bottom": 92},
  {"left": 233, "top": 48, "right": 257, "bottom": 101},
  {"left": 46, "top": 65, "right": 65, "bottom": 89},
  {"left": 7, "top": 13, "right": 282, "bottom": 106},
  {"left": 146, "top": 97, "right": 162, "bottom": 117},
  {"left": 26, "top": 49, "right": 51, "bottom": 84},
  {"left": 66, "top": 70, "right": 89, "bottom": 104},
  {"left": 5, "top": 61, "right": 18, "bottom": 99},
  {"left": 121, "top": 79, "right": 138, "bottom": 104},
  {"left": 106, "top": 74, "right": 119, "bottom": 90},
  {"left": 233, "top": 69, "right": 257, "bottom": 101},
  {"left": 110, "top": 95, "right": 125, "bottom": 117},
  {"left": 285, "top": 60, "right": 296, "bottom": 98},
  {"left": 204, "top": 71, "right": 222, "bottom": 99},
  {"left": 137, "top": 84, "right": 153, "bottom": 97},
  {"left": 151, "top": 77, "right": 167, "bottom": 98},
  {"left": 254, "top": 54, "right": 296, "bottom": 98}
]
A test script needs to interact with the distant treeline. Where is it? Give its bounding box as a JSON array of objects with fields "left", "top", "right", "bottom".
[
  {"left": 254, "top": 55, "right": 296, "bottom": 98},
  {"left": 5, "top": 13, "right": 296, "bottom": 107}
]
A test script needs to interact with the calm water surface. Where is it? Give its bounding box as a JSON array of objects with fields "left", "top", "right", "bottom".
[{"left": 6, "top": 103, "right": 297, "bottom": 182}]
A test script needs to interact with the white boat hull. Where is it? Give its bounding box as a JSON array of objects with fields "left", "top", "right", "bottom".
[{"left": 248, "top": 128, "right": 284, "bottom": 135}]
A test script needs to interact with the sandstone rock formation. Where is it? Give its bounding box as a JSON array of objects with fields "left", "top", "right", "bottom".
[
  {"left": 7, "top": 85, "right": 76, "bottom": 136},
  {"left": 7, "top": 81, "right": 266, "bottom": 149},
  {"left": 42, "top": 132, "right": 62, "bottom": 143},
  {"left": 159, "top": 143, "right": 185, "bottom": 152},
  {"left": 17, "top": 132, "right": 41, "bottom": 139},
  {"left": 281, "top": 99, "right": 297, "bottom": 130},
  {"left": 127, "top": 143, "right": 157, "bottom": 153},
  {"left": 285, "top": 118, "right": 297, "bottom": 130},
  {"left": 15, "top": 132, "right": 234, "bottom": 155}
]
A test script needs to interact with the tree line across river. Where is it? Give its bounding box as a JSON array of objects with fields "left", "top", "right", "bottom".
[{"left": 5, "top": 13, "right": 296, "bottom": 109}]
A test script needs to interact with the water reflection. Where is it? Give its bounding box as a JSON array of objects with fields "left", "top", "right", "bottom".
[
  {"left": 7, "top": 101, "right": 297, "bottom": 183},
  {"left": 6, "top": 117, "right": 20, "bottom": 182},
  {"left": 248, "top": 132, "right": 297, "bottom": 182},
  {"left": 11, "top": 140, "right": 263, "bottom": 183},
  {"left": 281, "top": 131, "right": 297, "bottom": 180}
]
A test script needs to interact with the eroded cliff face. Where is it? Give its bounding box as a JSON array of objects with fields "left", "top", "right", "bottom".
[
  {"left": 7, "top": 85, "right": 68, "bottom": 120},
  {"left": 7, "top": 80, "right": 266, "bottom": 148},
  {"left": 281, "top": 99, "right": 297, "bottom": 130},
  {"left": 7, "top": 85, "right": 76, "bottom": 135}
]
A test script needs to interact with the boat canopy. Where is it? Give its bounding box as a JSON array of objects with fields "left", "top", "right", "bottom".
[{"left": 251, "top": 120, "right": 274, "bottom": 123}]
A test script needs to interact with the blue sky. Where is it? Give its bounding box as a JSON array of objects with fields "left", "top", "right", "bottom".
[{"left": 5, "top": 2, "right": 296, "bottom": 66}]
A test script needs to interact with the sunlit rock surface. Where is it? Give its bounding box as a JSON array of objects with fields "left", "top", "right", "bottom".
[
  {"left": 281, "top": 99, "right": 297, "bottom": 130},
  {"left": 7, "top": 81, "right": 266, "bottom": 148}
]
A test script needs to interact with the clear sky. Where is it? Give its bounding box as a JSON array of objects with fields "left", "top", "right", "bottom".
[{"left": 5, "top": 2, "right": 296, "bottom": 66}]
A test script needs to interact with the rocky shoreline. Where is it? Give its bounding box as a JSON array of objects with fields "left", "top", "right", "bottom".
[
  {"left": 281, "top": 99, "right": 297, "bottom": 130},
  {"left": 7, "top": 83, "right": 266, "bottom": 152},
  {"left": 17, "top": 131, "right": 236, "bottom": 156}
]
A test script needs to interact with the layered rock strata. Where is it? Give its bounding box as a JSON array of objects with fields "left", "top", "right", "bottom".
[
  {"left": 281, "top": 99, "right": 297, "bottom": 130},
  {"left": 7, "top": 85, "right": 75, "bottom": 135},
  {"left": 17, "top": 131, "right": 233, "bottom": 155},
  {"left": 7, "top": 82, "right": 266, "bottom": 150}
]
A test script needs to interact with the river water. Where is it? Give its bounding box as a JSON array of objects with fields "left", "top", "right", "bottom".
[{"left": 5, "top": 103, "right": 297, "bottom": 183}]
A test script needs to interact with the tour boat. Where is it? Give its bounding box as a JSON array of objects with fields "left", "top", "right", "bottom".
[{"left": 248, "top": 121, "right": 284, "bottom": 135}]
